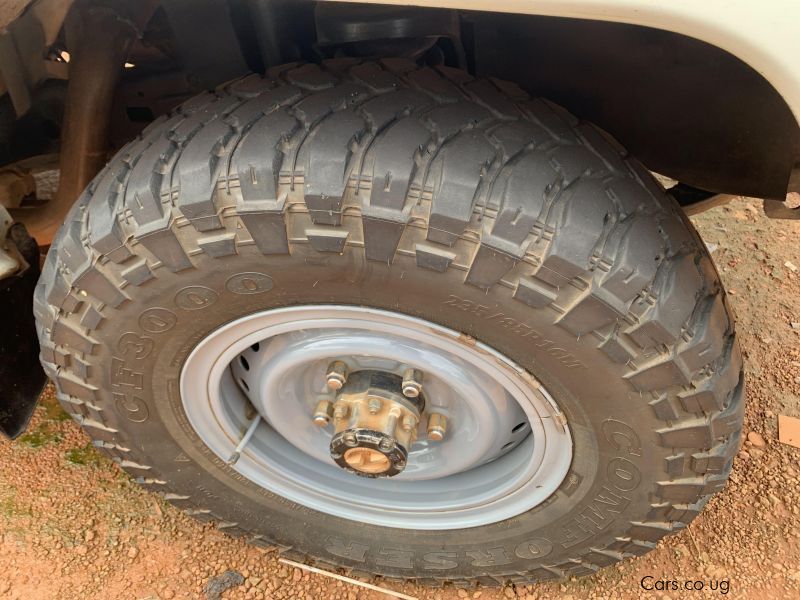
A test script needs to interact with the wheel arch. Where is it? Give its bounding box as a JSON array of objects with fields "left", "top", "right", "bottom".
[{"left": 324, "top": 0, "right": 800, "bottom": 199}]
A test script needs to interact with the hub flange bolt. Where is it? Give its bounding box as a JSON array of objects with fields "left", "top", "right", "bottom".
[
  {"left": 367, "top": 397, "right": 382, "bottom": 414},
  {"left": 401, "top": 414, "right": 417, "bottom": 432},
  {"left": 333, "top": 404, "right": 349, "bottom": 422},
  {"left": 379, "top": 437, "right": 394, "bottom": 452},
  {"left": 427, "top": 413, "right": 447, "bottom": 441},
  {"left": 401, "top": 368, "right": 423, "bottom": 398},
  {"left": 312, "top": 399, "right": 334, "bottom": 427},
  {"left": 325, "top": 360, "right": 348, "bottom": 390},
  {"left": 343, "top": 432, "right": 358, "bottom": 447}
]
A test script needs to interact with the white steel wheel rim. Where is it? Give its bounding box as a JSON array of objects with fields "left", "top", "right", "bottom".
[{"left": 180, "top": 305, "right": 573, "bottom": 530}]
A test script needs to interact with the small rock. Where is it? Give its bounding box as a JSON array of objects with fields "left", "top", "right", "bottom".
[
  {"left": 457, "top": 591, "right": 468, "bottom": 599},
  {"left": 127, "top": 547, "right": 138, "bottom": 559},
  {"left": 84, "top": 530, "right": 95, "bottom": 543},
  {"left": 204, "top": 570, "right": 244, "bottom": 600},
  {"left": 504, "top": 587, "right": 516, "bottom": 598},
  {"left": 748, "top": 431, "right": 766, "bottom": 448},
  {"left": 791, "top": 322, "right": 800, "bottom": 330},
  {"left": 785, "top": 261, "right": 798, "bottom": 272}
]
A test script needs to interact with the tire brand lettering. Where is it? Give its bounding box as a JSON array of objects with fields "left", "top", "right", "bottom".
[
  {"left": 465, "top": 547, "right": 513, "bottom": 567},
  {"left": 226, "top": 272, "right": 274, "bottom": 295},
  {"left": 514, "top": 537, "right": 554, "bottom": 560},
  {"left": 443, "top": 295, "right": 586, "bottom": 369},
  {"left": 555, "top": 419, "right": 642, "bottom": 549},
  {"left": 138, "top": 307, "right": 177, "bottom": 333},
  {"left": 606, "top": 457, "right": 641, "bottom": 492},
  {"left": 174, "top": 286, "right": 218, "bottom": 310},
  {"left": 421, "top": 551, "right": 459, "bottom": 570},
  {"left": 601, "top": 419, "right": 643, "bottom": 458},
  {"left": 375, "top": 547, "right": 414, "bottom": 569},
  {"left": 114, "top": 392, "right": 150, "bottom": 423},
  {"left": 113, "top": 322, "right": 152, "bottom": 424},
  {"left": 110, "top": 357, "right": 144, "bottom": 390},
  {"left": 325, "top": 537, "right": 369, "bottom": 562},
  {"left": 117, "top": 332, "right": 154, "bottom": 360}
]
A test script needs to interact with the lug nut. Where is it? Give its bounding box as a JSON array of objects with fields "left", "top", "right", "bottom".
[
  {"left": 368, "top": 397, "right": 382, "bottom": 414},
  {"left": 427, "top": 413, "right": 447, "bottom": 441},
  {"left": 401, "top": 368, "right": 423, "bottom": 398},
  {"left": 401, "top": 414, "right": 417, "bottom": 432},
  {"left": 312, "top": 399, "right": 334, "bottom": 426},
  {"left": 325, "top": 360, "right": 348, "bottom": 390}
]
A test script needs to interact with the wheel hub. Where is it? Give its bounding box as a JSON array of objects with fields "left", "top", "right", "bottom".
[{"left": 323, "top": 370, "right": 426, "bottom": 477}]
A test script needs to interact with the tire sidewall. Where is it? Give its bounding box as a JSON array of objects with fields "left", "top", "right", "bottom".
[{"left": 96, "top": 239, "right": 663, "bottom": 578}]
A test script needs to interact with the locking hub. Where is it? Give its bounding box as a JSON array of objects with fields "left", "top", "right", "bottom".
[{"left": 326, "top": 370, "right": 425, "bottom": 477}]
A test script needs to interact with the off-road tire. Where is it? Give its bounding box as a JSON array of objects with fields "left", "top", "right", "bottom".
[{"left": 34, "top": 59, "right": 744, "bottom": 586}]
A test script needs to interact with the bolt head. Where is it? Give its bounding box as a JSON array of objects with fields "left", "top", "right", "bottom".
[
  {"left": 313, "top": 399, "right": 334, "bottom": 427},
  {"left": 401, "top": 368, "right": 423, "bottom": 398},
  {"left": 325, "top": 361, "right": 348, "bottom": 390},
  {"left": 343, "top": 432, "right": 358, "bottom": 447},
  {"left": 401, "top": 414, "right": 417, "bottom": 432},
  {"left": 367, "top": 397, "right": 382, "bottom": 414},
  {"left": 427, "top": 413, "right": 447, "bottom": 441},
  {"left": 333, "top": 404, "right": 348, "bottom": 421},
  {"left": 428, "top": 428, "right": 444, "bottom": 442},
  {"left": 402, "top": 384, "right": 420, "bottom": 398},
  {"left": 379, "top": 437, "right": 394, "bottom": 452},
  {"left": 326, "top": 375, "right": 345, "bottom": 390}
]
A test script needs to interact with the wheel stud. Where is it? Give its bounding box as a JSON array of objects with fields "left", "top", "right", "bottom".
[
  {"left": 401, "top": 414, "right": 417, "bottom": 432},
  {"left": 401, "top": 368, "right": 423, "bottom": 398},
  {"left": 312, "top": 399, "right": 334, "bottom": 427},
  {"left": 427, "top": 413, "right": 447, "bottom": 441},
  {"left": 325, "top": 360, "right": 348, "bottom": 390}
]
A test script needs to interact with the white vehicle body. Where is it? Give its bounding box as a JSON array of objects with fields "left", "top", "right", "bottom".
[{"left": 332, "top": 0, "right": 800, "bottom": 124}]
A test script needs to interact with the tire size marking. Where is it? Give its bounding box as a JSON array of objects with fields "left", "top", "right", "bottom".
[{"left": 442, "top": 295, "right": 586, "bottom": 369}]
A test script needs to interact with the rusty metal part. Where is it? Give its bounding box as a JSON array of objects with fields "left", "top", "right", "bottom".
[
  {"left": 401, "top": 367, "right": 423, "bottom": 398},
  {"left": 327, "top": 370, "right": 424, "bottom": 477},
  {"left": 312, "top": 398, "right": 334, "bottom": 426},
  {"left": 325, "top": 360, "right": 348, "bottom": 390},
  {"left": 426, "top": 412, "right": 447, "bottom": 442},
  {"left": 20, "top": 0, "right": 156, "bottom": 245}
]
